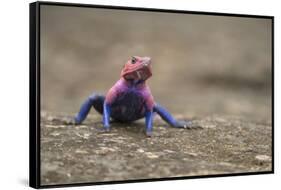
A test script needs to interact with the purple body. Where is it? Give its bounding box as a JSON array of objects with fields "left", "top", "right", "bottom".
[{"left": 105, "top": 78, "right": 154, "bottom": 122}]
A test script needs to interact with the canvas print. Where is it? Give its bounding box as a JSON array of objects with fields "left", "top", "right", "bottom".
[{"left": 30, "top": 2, "right": 273, "bottom": 188}]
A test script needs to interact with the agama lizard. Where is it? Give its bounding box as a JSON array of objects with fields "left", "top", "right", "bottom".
[{"left": 73, "top": 56, "right": 198, "bottom": 136}]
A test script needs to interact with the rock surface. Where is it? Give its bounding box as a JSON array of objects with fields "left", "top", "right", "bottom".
[{"left": 40, "top": 112, "right": 272, "bottom": 185}]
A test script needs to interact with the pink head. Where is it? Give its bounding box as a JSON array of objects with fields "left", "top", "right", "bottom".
[{"left": 121, "top": 56, "right": 152, "bottom": 81}]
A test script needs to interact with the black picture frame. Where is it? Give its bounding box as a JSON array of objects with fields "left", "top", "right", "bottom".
[{"left": 29, "top": 1, "right": 274, "bottom": 189}]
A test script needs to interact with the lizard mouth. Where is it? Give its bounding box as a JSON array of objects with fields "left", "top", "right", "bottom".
[{"left": 121, "top": 57, "right": 152, "bottom": 81}]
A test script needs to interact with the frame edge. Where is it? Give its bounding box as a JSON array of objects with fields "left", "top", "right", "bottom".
[
  {"left": 29, "top": 1, "right": 40, "bottom": 189},
  {"left": 29, "top": 1, "right": 274, "bottom": 188}
]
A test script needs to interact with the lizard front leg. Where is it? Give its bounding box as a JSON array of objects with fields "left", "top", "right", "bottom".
[
  {"left": 102, "top": 102, "right": 111, "bottom": 132},
  {"left": 74, "top": 93, "right": 104, "bottom": 124},
  {"left": 145, "top": 110, "right": 154, "bottom": 137},
  {"left": 153, "top": 103, "right": 199, "bottom": 129}
]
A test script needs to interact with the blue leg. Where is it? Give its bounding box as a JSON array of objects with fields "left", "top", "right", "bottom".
[
  {"left": 145, "top": 110, "right": 153, "bottom": 137},
  {"left": 153, "top": 103, "right": 192, "bottom": 128},
  {"left": 74, "top": 93, "right": 104, "bottom": 124},
  {"left": 102, "top": 103, "right": 111, "bottom": 131}
]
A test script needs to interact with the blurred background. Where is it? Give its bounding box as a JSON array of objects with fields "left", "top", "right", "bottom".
[{"left": 40, "top": 5, "right": 272, "bottom": 121}]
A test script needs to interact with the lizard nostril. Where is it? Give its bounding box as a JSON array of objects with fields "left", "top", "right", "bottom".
[{"left": 143, "top": 60, "right": 151, "bottom": 67}]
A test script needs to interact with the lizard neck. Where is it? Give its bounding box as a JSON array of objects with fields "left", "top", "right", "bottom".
[{"left": 121, "top": 78, "right": 146, "bottom": 88}]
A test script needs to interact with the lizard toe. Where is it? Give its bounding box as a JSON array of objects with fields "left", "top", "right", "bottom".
[
  {"left": 63, "top": 117, "right": 77, "bottom": 125},
  {"left": 175, "top": 120, "right": 202, "bottom": 129}
]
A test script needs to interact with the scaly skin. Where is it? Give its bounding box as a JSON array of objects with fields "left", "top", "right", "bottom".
[{"left": 74, "top": 56, "right": 197, "bottom": 137}]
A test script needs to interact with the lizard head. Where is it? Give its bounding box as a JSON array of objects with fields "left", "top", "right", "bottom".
[{"left": 121, "top": 56, "right": 152, "bottom": 81}]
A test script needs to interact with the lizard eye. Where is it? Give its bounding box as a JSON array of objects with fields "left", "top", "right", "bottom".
[{"left": 131, "top": 57, "right": 137, "bottom": 64}]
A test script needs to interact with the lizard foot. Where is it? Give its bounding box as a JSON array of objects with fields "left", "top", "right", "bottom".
[
  {"left": 174, "top": 120, "right": 202, "bottom": 129},
  {"left": 62, "top": 117, "right": 78, "bottom": 125},
  {"left": 97, "top": 127, "right": 111, "bottom": 133},
  {"left": 146, "top": 131, "right": 153, "bottom": 137}
]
